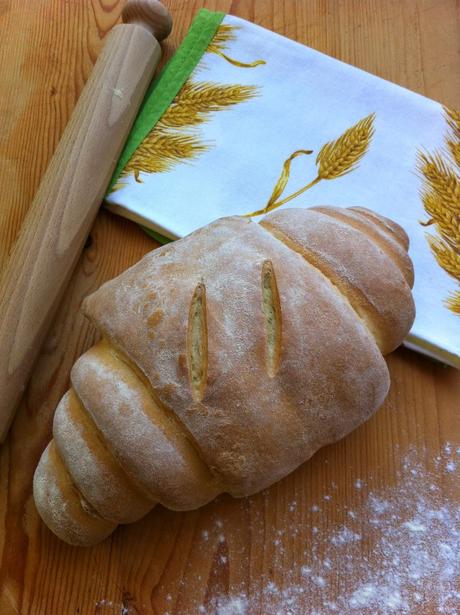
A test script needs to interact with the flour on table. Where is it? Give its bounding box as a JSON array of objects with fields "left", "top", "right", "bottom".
[{"left": 193, "top": 444, "right": 460, "bottom": 615}]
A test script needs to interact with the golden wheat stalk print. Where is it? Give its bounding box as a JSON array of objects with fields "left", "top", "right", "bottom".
[
  {"left": 445, "top": 108, "right": 460, "bottom": 167},
  {"left": 419, "top": 107, "right": 460, "bottom": 314},
  {"left": 112, "top": 25, "right": 264, "bottom": 191},
  {"left": 207, "top": 24, "right": 266, "bottom": 68},
  {"left": 245, "top": 113, "right": 375, "bottom": 217},
  {"left": 119, "top": 82, "right": 258, "bottom": 180}
]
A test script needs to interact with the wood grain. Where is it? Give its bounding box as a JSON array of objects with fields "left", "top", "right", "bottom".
[
  {"left": 0, "top": 1, "right": 459, "bottom": 614},
  {"left": 0, "top": 1, "right": 171, "bottom": 440}
]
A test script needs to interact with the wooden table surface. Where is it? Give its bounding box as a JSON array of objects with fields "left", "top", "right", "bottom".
[{"left": 1, "top": 1, "right": 459, "bottom": 614}]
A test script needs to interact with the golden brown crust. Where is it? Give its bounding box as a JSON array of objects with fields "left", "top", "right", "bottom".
[
  {"left": 53, "top": 389, "right": 154, "bottom": 523},
  {"left": 70, "top": 339, "right": 221, "bottom": 510},
  {"left": 33, "top": 442, "right": 116, "bottom": 546},
  {"left": 33, "top": 206, "right": 415, "bottom": 546},
  {"left": 311, "top": 206, "right": 414, "bottom": 287},
  {"left": 349, "top": 206, "right": 410, "bottom": 251}
]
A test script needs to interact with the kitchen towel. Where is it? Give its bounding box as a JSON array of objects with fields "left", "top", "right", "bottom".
[{"left": 105, "top": 9, "right": 460, "bottom": 367}]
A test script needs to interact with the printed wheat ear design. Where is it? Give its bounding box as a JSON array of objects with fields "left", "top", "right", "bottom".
[
  {"left": 418, "top": 106, "right": 460, "bottom": 314},
  {"left": 164, "top": 82, "right": 260, "bottom": 124},
  {"left": 184, "top": 81, "right": 258, "bottom": 108},
  {"left": 207, "top": 24, "right": 266, "bottom": 68},
  {"left": 111, "top": 25, "right": 265, "bottom": 192},
  {"left": 316, "top": 113, "right": 375, "bottom": 179},
  {"left": 419, "top": 153, "right": 460, "bottom": 213},
  {"left": 445, "top": 108, "right": 460, "bottom": 167},
  {"left": 123, "top": 133, "right": 209, "bottom": 176},
  {"left": 445, "top": 108, "right": 460, "bottom": 139},
  {"left": 113, "top": 81, "right": 259, "bottom": 189},
  {"left": 244, "top": 113, "right": 375, "bottom": 217}
]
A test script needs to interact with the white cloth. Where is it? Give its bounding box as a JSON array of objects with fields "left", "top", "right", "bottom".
[{"left": 106, "top": 14, "right": 460, "bottom": 367}]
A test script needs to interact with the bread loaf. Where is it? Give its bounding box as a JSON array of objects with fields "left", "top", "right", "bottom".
[{"left": 33, "top": 206, "right": 415, "bottom": 546}]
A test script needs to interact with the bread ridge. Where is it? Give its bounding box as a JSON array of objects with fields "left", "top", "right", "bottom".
[
  {"left": 261, "top": 207, "right": 415, "bottom": 354},
  {"left": 310, "top": 206, "right": 414, "bottom": 286}
]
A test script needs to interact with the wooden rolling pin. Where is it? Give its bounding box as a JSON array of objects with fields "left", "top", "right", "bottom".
[{"left": 0, "top": 0, "right": 172, "bottom": 441}]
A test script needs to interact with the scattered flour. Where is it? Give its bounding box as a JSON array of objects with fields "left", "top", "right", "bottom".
[
  {"left": 330, "top": 526, "right": 361, "bottom": 546},
  {"left": 215, "top": 596, "right": 248, "bottom": 615},
  {"left": 192, "top": 444, "right": 459, "bottom": 615},
  {"left": 95, "top": 599, "right": 113, "bottom": 608}
]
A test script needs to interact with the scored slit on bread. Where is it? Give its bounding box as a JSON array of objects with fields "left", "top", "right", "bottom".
[{"left": 261, "top": 260, "right": 282, "bottom": 378}]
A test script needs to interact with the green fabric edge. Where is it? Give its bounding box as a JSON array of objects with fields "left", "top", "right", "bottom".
[
  {"left": 107, "top": 8, "right": 225, "bottom": 195},
  {"left": 141, "top": 225, "right": 173, "bottom": 245}
]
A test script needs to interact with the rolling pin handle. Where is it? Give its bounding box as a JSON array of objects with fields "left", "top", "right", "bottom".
[{"left": 122, "top": 0, "right": 173, "bottom": 40}]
